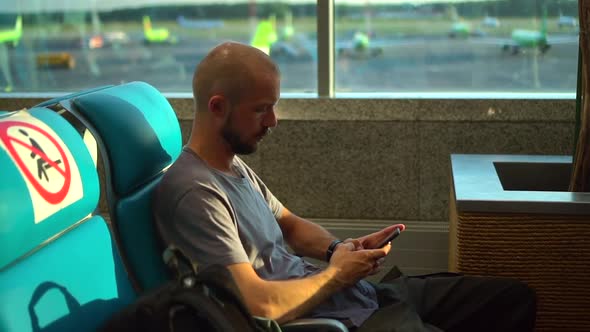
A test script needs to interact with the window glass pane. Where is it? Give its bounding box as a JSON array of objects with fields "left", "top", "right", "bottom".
[
  {"left": 335, "top": 0, "right": 579, "bottom": 94},
  {"left": 0, "top": 1, "right": 316, "bottom": 93}
]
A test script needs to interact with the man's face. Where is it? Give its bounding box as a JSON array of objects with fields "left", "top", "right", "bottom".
[{"left": 221, "top": 73, "right": 280, "bottom": 155}]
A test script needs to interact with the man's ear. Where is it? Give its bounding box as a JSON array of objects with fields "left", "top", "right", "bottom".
[{"left": 208, "top": 95, "right": 226, "bottom": 117}]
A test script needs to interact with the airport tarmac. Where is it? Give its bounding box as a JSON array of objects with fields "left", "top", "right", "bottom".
[{"left": 2, "top": 36, "right": 579, "bottom": 94}]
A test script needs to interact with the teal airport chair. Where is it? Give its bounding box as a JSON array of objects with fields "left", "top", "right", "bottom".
[
  {"left": 62, "top": 81, "right": 348, "bottom": 331},
  {"left": 0, "top": 107, "right": 135, "bottom": 331},
  {"left": 65, "top": 81, "right": 183, "bottom": 292}
]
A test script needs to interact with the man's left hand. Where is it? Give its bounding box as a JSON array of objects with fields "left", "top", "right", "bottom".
[{"left": 354, "top": 224, "right": 406, "bottom": 250}]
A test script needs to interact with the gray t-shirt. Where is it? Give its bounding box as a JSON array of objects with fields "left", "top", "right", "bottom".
[{"left": 153, "top": 148, "right": 378, "bottom": 326}]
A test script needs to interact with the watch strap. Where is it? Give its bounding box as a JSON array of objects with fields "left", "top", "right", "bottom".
[{"left": 326, "top": 239, "right": 343, "bottom": 262}]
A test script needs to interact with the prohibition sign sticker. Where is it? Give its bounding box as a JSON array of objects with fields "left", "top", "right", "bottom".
[{"left": 0, "top": 112, "right": 82, "bottom": 224}]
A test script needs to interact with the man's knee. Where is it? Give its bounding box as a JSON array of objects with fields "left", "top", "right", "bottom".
[
  {"left": 503, "top": 278, "right": 537, "bottom": 330},
  {"left": 508, "top": 279, "right": 536, "bottom": 310}
]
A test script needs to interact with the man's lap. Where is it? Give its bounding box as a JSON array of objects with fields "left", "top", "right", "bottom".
[{"left": 356, "top": 267, "right": 536, "bottom": 332}]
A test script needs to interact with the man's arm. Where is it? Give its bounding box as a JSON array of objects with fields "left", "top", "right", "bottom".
[
  {"left": 277, "top": 207, "right": 341, "bottom": 261},
  {"left": 227, "top": 242, "right": 389, "bottom": 323}
]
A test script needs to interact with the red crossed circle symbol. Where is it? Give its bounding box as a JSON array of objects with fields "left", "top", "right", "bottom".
[{"left": 0, "top": 120, "right": 71, "bottom": 204}]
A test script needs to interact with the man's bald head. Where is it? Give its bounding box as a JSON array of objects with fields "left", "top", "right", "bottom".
[{"left": 192, "top": 42, "right": 280, "bottom": 112}]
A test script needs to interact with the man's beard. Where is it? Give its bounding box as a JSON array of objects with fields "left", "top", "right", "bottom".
[{"left": 221, "top": 119, "right": 269, "bottom": 155}]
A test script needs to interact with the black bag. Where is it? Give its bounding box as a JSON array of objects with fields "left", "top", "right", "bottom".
[{"left": 99, "top": 247, "right": 275, "bottom": 332}]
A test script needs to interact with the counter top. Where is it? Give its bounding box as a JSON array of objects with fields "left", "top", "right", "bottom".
[{"left": 451, "top": 154, "right": 590, "bottom": 215}]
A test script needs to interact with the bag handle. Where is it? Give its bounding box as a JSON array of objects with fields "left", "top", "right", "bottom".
[
  {"left": 28, "top": 281, "right": 81, "bottom": 332},
  {"left": 163, "top": 244, "right": 198, "bottom": 286}
]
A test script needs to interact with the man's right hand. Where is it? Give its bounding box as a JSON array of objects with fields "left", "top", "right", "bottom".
[{"left": 327, "top": 242, "right": 390, "bottom": 287}]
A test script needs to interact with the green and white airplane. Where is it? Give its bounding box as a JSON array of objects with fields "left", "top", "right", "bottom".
[
  {"left": 142, "top": 16, "right": 177, "bottom": 44},
  {"left": 449, "top": 21, "right": 472, "bottom": 38},
  {"left": 447, "top": 5, "right": 484, "bottom": 39},
  {"left": 473, "top": 8, "right": 577, "bottom": 55},
  {"left": 504, "top": 7, "right": 551, "bottom": 54}
]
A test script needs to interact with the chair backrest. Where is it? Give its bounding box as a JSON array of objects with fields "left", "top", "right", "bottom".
[
  {"left": 66, "top": 81, "right": 182, "bottom": 291},
  {"left": 0, "top": 107, "right": 135, "bottom": 331}
]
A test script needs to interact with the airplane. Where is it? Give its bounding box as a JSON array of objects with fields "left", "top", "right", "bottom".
[
  {"left": 482, "top": 16, "right": 501, "bottom": 28},
  {"left": 449, "top": 21, "right": 472, "bottom": 38},
  {"left": 337, "top": 31, "right": 383, "bottom": 59},
  {"left": 447, "top": 5, "right": 485, "bottom": 38},
  {"left": 87, "top": 11, "right": 130, "bottom": 50},
  {"left": 251, "top": 12, "right": 381, "bottom": 62},
  {"left": 142, "top": 16, "right": 177, "bottom": 45},
  {"left": 250, "top": 13, "right": 312, "bottom": 62},
  {"left": 503, "top": 7, "right": 579, "bottom": 54},
  {"left": 334, "top": 6, "right": 383, "bottom": 59},
  {"left": 448, "top": 19, "right": 487, "bottom": 38},
  {"left": 471, "top": 8, "right": 578, "bottom": 55},
  {"left": 267, "top": 12, "right": 313, "bottom": 61},
  {"left": 557, "top": 14, "right": 577, "bottom": 28},
  {"left": 0, "top": 15, "right": 22, "bottom": 92},
  {"left": 88, "top": 31, "right": 130, "bottom": 50},
  {"left": 507, "top": 7, "right": 552, "bottom": 54}
]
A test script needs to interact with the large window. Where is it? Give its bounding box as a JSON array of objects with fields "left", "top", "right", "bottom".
[
  {"left": 0, "top": 0, "right": 580, "bottom": 95},
  {"left": 0, "top": 1, "right": 317, "bottom": 93}
]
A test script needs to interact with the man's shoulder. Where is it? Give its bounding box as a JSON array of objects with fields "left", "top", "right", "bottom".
[
  {"left": 233, "top": 156, "right": 258, "bottom": 179},
  {"left": 158, "top": 150, "right": 217, "bottom": 195}
]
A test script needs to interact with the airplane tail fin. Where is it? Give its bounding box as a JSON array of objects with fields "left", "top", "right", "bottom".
[
  {"left": 250, "top": 17, "right": 277, "bottom": 54},
  {"left": 143, "top": 16, "right": 152, "bottom": 32},
  {"left": 15, "top": 15, "right": 22, "bottom": 34},
  {"left": 12, "top": 15, "right": 22, "bottom": 47}
]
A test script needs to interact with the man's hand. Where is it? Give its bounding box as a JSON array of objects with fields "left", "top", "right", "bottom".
[
  {"left": 355, "top": 224, "right": 406, "bottom": 250},
  {"left": 327, "top": 242, "right": 390, "bottom": 287}
]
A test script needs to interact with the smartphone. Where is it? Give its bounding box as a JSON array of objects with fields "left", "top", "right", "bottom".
[{"left": 375, "top": 228, "right": 401, "bottom": 248}]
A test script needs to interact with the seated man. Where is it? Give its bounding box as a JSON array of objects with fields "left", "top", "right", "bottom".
[{"left": 152, "top": 42, "right": 536, "bottom": 332}]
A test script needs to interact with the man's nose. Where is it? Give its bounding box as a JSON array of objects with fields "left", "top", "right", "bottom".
[{"left": 264, "top": 109, "right": 278, "bottom": 128}]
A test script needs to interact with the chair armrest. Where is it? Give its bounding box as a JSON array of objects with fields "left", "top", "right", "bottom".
[{"left": 280, "top": 318, "right": 349, "bottom": 332}]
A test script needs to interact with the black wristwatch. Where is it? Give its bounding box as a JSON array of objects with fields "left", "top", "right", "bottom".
[{"left": 326, "top": 239, "right": 343, "bottom": 262}]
